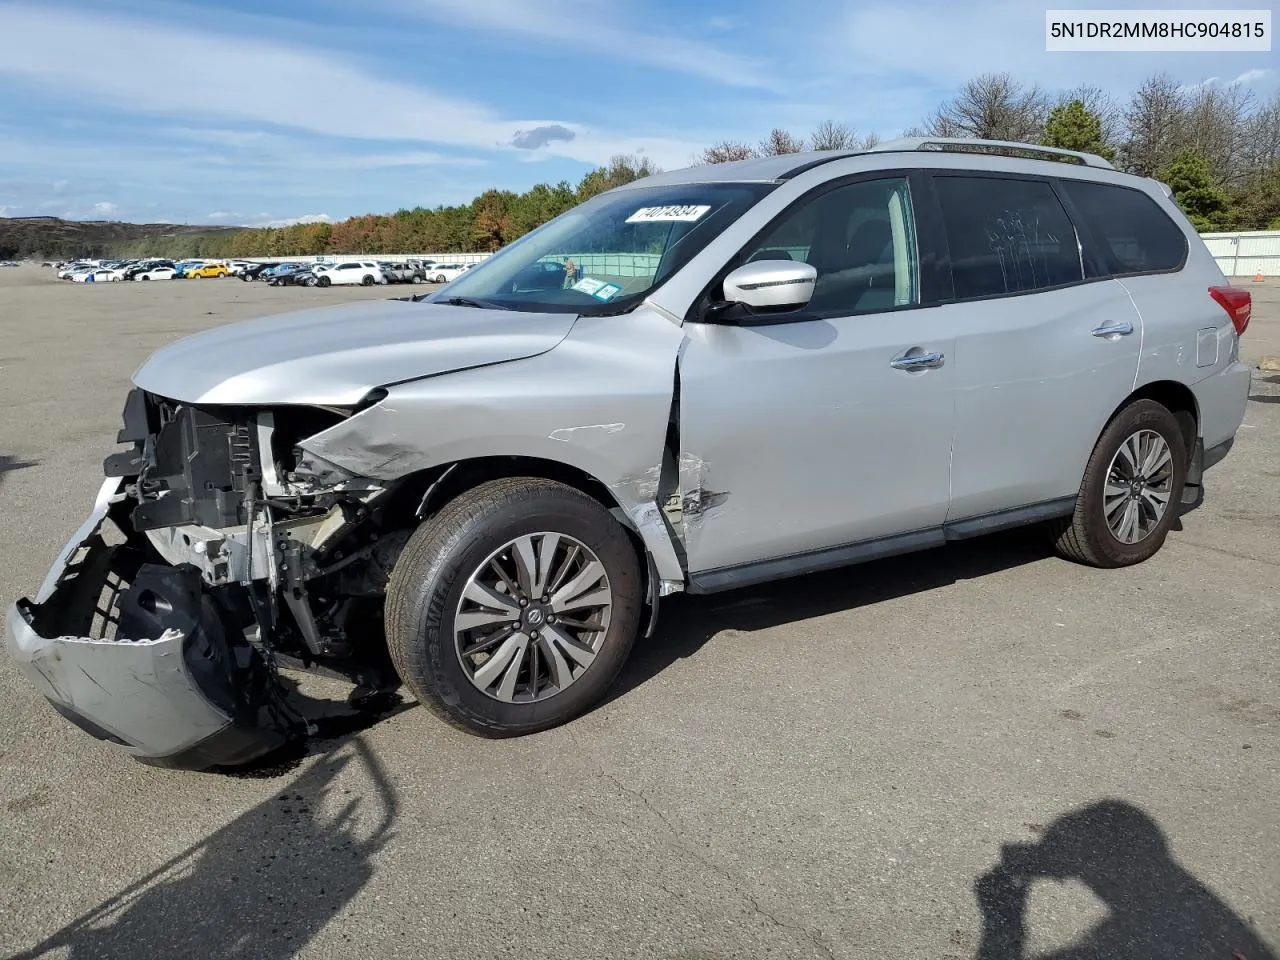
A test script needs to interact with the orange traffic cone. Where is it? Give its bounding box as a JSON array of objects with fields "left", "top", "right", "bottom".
[{"left": 1255, "top": 271, "right": 1265, "bottom": 282}]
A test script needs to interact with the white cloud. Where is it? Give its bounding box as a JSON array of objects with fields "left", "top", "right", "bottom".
[
  {"left": 0, "top": 204, "right": 14, "bottom": 216},
  {"left": 0, "top": 4, "right": 703, "bottom": 168},
  {"left": 91, "top": 201, "right": 119, "bottom": 214},
  {"left": 253, "top": 213, "right": 332, "bottom": 228},
  {"left": 1229, "top": 68, "right": 1274, "bottom": 87},
  {"left": 404, "top": 0, "right": 769, "bottom": 88},
  {"left": 206, "top": 211, "right": 240, "bottom": 220}
]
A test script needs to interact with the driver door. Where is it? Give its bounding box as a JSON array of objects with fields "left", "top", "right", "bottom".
[{"left": 675, "top": 174, "right": 957, "bottom": 586}]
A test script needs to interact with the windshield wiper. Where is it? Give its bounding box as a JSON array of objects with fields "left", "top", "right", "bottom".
[{"left": 437, "top": 295, "right": 509, "bottom": 310}]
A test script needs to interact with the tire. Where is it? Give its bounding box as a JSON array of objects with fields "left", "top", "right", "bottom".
[
  {"left": 317, "top": 275, "right": 331, "bottom": 288},
  {"left": 1050, "top": 399, "right": 1188, "bottom": 568},
  {"left": 141, "top": 276, "right": 150, "bottom": 281},
  {"left": 411, "top": 276, "right": 422, "bottom": 284},
  {"left": 386, "top": 478, "right": 643, "bottom": 737},
  {"left": 361, "top": 274, "right": 375, "bottom": 286},
  {"left": 435, "top": 274, "right": 446, "bottom": 283}
]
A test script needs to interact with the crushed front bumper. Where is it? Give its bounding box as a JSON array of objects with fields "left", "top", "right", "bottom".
[{"left": 6, "top": 479, "right": 294, "bottom": 770}]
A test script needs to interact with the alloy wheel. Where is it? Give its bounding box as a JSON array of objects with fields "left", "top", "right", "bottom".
[
  {"left": 1103, "top": 429, "right": 1174, "bottom": 544},
  {"left": 454, "top": 533, "right": 612, "bottom": 703}
]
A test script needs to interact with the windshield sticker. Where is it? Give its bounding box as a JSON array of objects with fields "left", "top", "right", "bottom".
[
  {"left": 625, "top": 204, "right": 711, "bottom": 224},
  {"left": 572, "top": 277, "right": 605, "bottom": 295},
  {"left": 592, "top": 283, "right": 622, "bottom": 301}
]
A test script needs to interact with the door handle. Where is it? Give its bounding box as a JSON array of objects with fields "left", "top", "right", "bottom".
[
  {"left": 890, "top": 351, "right": 945, "bottom": 371},
  {"left": 1091, "top": 321, "right": 1134, "bottom": 338}
]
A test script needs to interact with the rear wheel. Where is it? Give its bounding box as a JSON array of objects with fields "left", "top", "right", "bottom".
[
  {"left": 435, "top": 274, "right": 446, "bottom": 283},
  {"left": 361, "top": 274, "right": 375, "bottom": 286},
  {"left": 386, "top": 478, "right": 642, "bottom": 736},
  {"left": 1051, "top": 399, "right": 1188, "bottom": 568}
]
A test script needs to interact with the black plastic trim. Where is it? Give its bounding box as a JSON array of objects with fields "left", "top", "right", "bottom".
[
  {"left": 1203, "top": 435, "right": 1234, "bottom": 472},
  {"left": 776, "top": 152, "right": 861, "bottom": 180},
  {"left": 944, "top": 497, "right": 1077, "bottom": 540},
  {"left": 687, "top": 496, "right": 1079, "bottom": 595},
  {"left": 136, "top": 721, "right": 290, "bottom": 771},
  {"left": 689, "top": 528, "right": 944, "bottom": 595}
]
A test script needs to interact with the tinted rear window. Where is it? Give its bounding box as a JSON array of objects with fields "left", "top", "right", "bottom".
[
  {"left": 1057, "top": 180, "right": 1187, "bottom": 277},
  {"left": 933, "top": 176, "right": 1083, "bottom": 300}
]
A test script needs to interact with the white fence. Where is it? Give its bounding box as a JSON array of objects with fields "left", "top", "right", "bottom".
[{"left": 1202, "top": 231, "right": 1280, "bottom": 277}]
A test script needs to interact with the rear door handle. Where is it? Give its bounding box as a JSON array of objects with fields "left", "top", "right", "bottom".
[
  {"left": 890, "top": 351, "right": 945, "bottom": 371},
  {"left": 1091, "top": 321, "right": 1134, "bottom": 338}
]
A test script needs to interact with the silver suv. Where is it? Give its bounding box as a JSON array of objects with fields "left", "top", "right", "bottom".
[{"left": 7, "top": 139, "right": 1252, "bottom": 769}]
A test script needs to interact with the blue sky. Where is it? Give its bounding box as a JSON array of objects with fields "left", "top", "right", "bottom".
[{"left": 0, "top": 0, "right": 1275, "bottom": 226}]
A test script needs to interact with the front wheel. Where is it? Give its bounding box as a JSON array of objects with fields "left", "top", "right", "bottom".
[
  {"left": 317, "top": 275, "right": 331, "bottom": 288},
  {"left": 386, "top": 478, "right": 643, "bottom": 736},
  {"left": 435, "top": 274, "right": 446, "bottom": 283},
  {"left": 1051, "top": 399, "right": 1188, "bottom": 568}
]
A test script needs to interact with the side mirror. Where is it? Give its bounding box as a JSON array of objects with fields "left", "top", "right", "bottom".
[{"left": 721, "top": 259, "right": 817, "bottom": 311}]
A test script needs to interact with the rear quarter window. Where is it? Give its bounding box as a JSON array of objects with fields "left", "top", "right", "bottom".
[{"left": 1057, "top": 180, "right": 1187, "bottom": 277}]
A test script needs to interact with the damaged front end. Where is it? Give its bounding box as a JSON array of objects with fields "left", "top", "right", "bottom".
[{"left": 7, "top": 389, "right": 406, "bottom": 770}]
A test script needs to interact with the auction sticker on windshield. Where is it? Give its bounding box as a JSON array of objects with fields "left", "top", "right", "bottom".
[
  {"left": 625, "top": 205, "right": 711, "bottom": 223},
  {"left": 573, "top": 277, "right": 605, "bottom": 295}
]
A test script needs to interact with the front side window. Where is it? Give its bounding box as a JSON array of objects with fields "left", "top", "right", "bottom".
[
  {"left": 430, "top": 182, "right": 775, "bottom": 314},
  {"left": 738, "top": 177, "right": 919, "bottom": 315},
  {"left": 1057, "top": 180, "right": 1187, "bottom": 277},
  {"left": 934, "top": 176, "right": 1083, "bottom": 300}
]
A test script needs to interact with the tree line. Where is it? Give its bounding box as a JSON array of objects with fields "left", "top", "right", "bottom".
[
  {"left": 699, "top": 73, "right": 1280, "bottom": 232},
  {"left": 21, "top": 70, "right": 1280, "bottom": 261}
]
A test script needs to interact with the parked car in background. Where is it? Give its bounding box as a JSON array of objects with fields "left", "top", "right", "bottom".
[
  {"left": 172, "top": 260, "right": 205, "bottom": 278},
  {"left": 427, "top": 262, "right": 469, "bottom": 283},
  {"left": 265, "top": 263, "right": 310, "bottom": 286},
  {"left": 57, "top": 262, "right": 97, "bottom": 279},
  {"left": 70, "top": 267, "right": 122, "bottom": 282},
  {"left": 377, "top": 262, "right": 419, "bottom": 284},
  {"left": 227, "top": 261, "right": 253, "bottom": 276},
  {"left": 123, "top": 259, "right": 175, "bottom": 280},
  {"left": 406, "top": 259, "right": 435, "bottom": 281},
  {"left": 187, "top": 263, "right": 229, "bottom": 279},
  {"left": 311, "top": 261, "right": 385, "bottom": 286},
  {"left": 241, "top": 262, "right": 281, "bottom": 281},
  {"left": 270, "top": 265, "right": 319, "bottom": 287},
  {"left": 133, "top": 265, "right": 177, "bottom": 281}
]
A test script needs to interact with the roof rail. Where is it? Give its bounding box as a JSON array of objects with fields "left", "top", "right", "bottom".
[{"left": 870, "top": 137, "right": 1116, "bottom": 170}]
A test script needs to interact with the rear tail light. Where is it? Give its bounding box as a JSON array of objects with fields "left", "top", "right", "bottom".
[{"left": 1209, "top": 285, "right": 1251, "bottom": 336}]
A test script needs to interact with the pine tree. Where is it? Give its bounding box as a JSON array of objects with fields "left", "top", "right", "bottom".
[{"left": 1043, "top": 100, "right": 1116, "bottom": 162}]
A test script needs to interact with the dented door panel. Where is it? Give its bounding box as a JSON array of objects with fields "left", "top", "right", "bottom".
[
  {"left": 675, "top": 313, "right": 957, "bottom": 575},
  {"left": 296, "top": 308, "right": 689, "bottom": 582}
]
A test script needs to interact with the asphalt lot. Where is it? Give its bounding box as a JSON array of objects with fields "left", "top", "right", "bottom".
[{"left": 0, "top": 264, "right": 1276, "bottom": 959}]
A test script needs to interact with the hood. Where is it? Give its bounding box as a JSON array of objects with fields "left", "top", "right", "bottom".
[{"left": 133, "top": 299, "right": 578, "bottom": 405}]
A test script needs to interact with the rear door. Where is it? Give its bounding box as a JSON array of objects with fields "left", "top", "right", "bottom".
[
  {"left": 928, "top": 173, "right": 1144, "bottom": 522},
  {"left": 676, "top": 173, "right": 958, "bottom": 579}
]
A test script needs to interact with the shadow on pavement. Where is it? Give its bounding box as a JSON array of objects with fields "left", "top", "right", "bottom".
[
  {"left": 0, "top": 453, "right": 37, "bottom": 488},
  {"left": 974, "top": 799, "right": 1277, "bottom": 960},
  {"left": 609, "top": 527, "right": 1052, "bottom": 704},
  {"left": 11, "top": 737, "right": 397, "bottom": 960}
]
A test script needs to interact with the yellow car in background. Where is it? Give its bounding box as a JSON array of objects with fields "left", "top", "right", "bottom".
[{"left": 187, "top": 263, "right": 229, "bottom": 278}]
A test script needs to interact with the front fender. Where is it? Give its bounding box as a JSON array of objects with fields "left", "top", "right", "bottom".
[{"left": 297, "top": 308, "right": 687, "bottom": 582}]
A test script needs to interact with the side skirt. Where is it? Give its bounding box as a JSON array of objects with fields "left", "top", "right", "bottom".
[{"left": 686, "top": 497, "right": 1077, "bottom": 595}]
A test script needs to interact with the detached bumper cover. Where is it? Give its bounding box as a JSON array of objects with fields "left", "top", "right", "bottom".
[{"left": 6, "top": 480, "right": 293, "bottom": 770}]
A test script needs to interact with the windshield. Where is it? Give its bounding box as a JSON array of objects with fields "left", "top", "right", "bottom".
[{"left": 427, "top": 181, "right": 775, "bottom": 314}]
